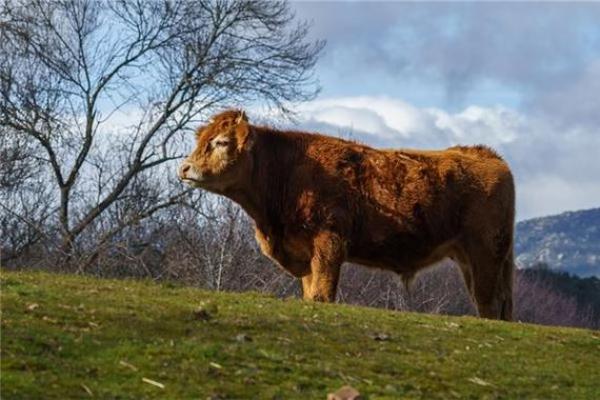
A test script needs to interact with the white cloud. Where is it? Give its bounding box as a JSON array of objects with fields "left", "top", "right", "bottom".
[
  {"left": 286, "top": 96, "right": 600, "bottom": 221},
  {"left": 430, "top": 106, "right": 522, "bottom": 145},
  {"left": 301, "top": 104, "right": 397, "bottom": 139},
  {"left": 295, "top": 96, "right": 522, "bottom": 148},
  {"left": 297, "top": 97, "right": 428, "bottom": 139}
]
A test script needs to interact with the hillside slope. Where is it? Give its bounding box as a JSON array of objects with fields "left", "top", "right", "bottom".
[
  {"left": 1, "top": 270, "right": 599, "bottom": 399},
  {"left": 515, "top": 207, "right": 600, "bottom": 277}
]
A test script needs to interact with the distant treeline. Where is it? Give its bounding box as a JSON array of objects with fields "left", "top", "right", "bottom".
[{"left": 520, "top": 264, "right": 600, "bottom": 327}]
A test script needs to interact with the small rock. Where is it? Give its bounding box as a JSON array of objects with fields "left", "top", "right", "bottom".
[
  {"left": 235, "top": 333, "right": 252, "bottom": 342},
  {"left": 327, "top": 385, "right": 362, "bottom": 400},
  {"left": 193, "top": 307, "right": 212, "bottom": 321},
  {"left": 370, "top": 333, "right": 390, "bottom": 341}
]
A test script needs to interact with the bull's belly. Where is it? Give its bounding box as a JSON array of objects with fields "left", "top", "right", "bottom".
[
  {"left": 348, "top": 237, "right": 458, "bottom": 274},
  {"left": 255, "top": 225, "right": 459, "bottom": 277}
]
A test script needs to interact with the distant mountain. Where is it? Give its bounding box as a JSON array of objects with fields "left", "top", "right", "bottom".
[{"left": 515, "top": 208, "right": 600, "bottom": 277}]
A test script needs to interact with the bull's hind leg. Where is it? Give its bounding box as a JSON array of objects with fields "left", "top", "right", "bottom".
[
  {"left": 464, "top": 240, "right": 514, "bottom": 321},
  {"left": 497, "top": 256, "right": 514, "bottom": 321},
  {"left": 304, "top": 231, "right": 345, "bottom": 302},
  {"left": 449, "top": 247, "right": 477, "bottom": 310}
]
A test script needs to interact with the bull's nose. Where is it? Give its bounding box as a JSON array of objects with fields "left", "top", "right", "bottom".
[{"left": 178, "top": 162, "right": 191, "bottom": 179}]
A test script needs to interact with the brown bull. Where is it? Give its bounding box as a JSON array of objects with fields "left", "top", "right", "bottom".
[{"left": 178, "top": 109, "right": 515, "bottom": 320}]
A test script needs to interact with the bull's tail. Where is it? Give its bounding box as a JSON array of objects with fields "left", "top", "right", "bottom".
[{"left": 499, "top": 251, "right": 515, "bottom": 321}]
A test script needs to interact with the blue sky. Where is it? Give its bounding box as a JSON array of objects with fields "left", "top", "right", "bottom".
[{"left": 286, "top": 2, "right": 600, "bottom": 220}]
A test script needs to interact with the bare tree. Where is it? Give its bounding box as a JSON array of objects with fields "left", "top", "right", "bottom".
[
  {"left": 0, "top": 0, "right": 323, "bottom": 266},
  {"left": 0, "top": 126, "right": 55, "bottom": 264},
  {"left": 160, "top": 195, "right": 298, "bottom": 294},
  {"left": 0, "top": 175, "right": 54, "bottom": 265},
  {"left": 0, "top": 127, "right": 37, "bottom": 189},
  {"left": 514, "top": 271, "right": 595, "bottom": 328},
  {"left": 336, "top": 261, "right": 475, "bottom": 316}
]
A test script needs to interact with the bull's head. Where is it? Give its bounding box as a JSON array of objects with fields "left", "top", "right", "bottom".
[{"left": 178, "top": 109, "right": 253, "bottom": 192}]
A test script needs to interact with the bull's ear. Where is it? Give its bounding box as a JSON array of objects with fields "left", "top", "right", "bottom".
[
  {"left": 235, "top": 116, "right": 253, "bottom": 151},
  {"left": 235, "top": 110, "right": 247, "bottom": 125}
]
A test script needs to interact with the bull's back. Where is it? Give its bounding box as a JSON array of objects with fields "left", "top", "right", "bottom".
[
  {"left": 379, "top": 145, "right": 513, "bottom": 208},
  {"left": 345, "top": 145, "right": 513, "bottom": 271}
]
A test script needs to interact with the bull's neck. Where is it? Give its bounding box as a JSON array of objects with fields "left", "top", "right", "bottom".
[{"left": 225, "top": 127, "right": 301, "bottom": 234}]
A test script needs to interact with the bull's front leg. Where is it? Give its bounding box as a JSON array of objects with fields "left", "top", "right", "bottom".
[
  {"left": 303, "top": 231, "right": 345, "bottom": 302},
  {"left": 301, "top": 274, "right": 313, "bottom": 300}
]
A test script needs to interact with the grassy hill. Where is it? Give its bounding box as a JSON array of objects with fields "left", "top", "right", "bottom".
[{"left": 1, "top": 270, "right": 599, "bottom": 399}]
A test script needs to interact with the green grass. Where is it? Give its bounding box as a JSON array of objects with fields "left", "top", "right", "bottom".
[{"left": 1, "top": 270, "right": 599, "bottom": 399}]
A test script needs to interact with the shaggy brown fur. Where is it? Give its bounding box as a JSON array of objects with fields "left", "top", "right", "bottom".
[{"left": 178, "top": 109, "right": 515, "bottom": 320}]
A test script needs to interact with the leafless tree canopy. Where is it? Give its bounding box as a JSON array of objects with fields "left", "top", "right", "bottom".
[{"left": 0, "top": 0, "right": 323, "bottom": 265}]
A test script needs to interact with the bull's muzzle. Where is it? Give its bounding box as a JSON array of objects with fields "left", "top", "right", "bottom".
[
  {"left": 178, "top": 161, "right": 203, "bottom": 186},
  {"left": 178, "top": 162, "right": 192, "bottom": 179}
]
